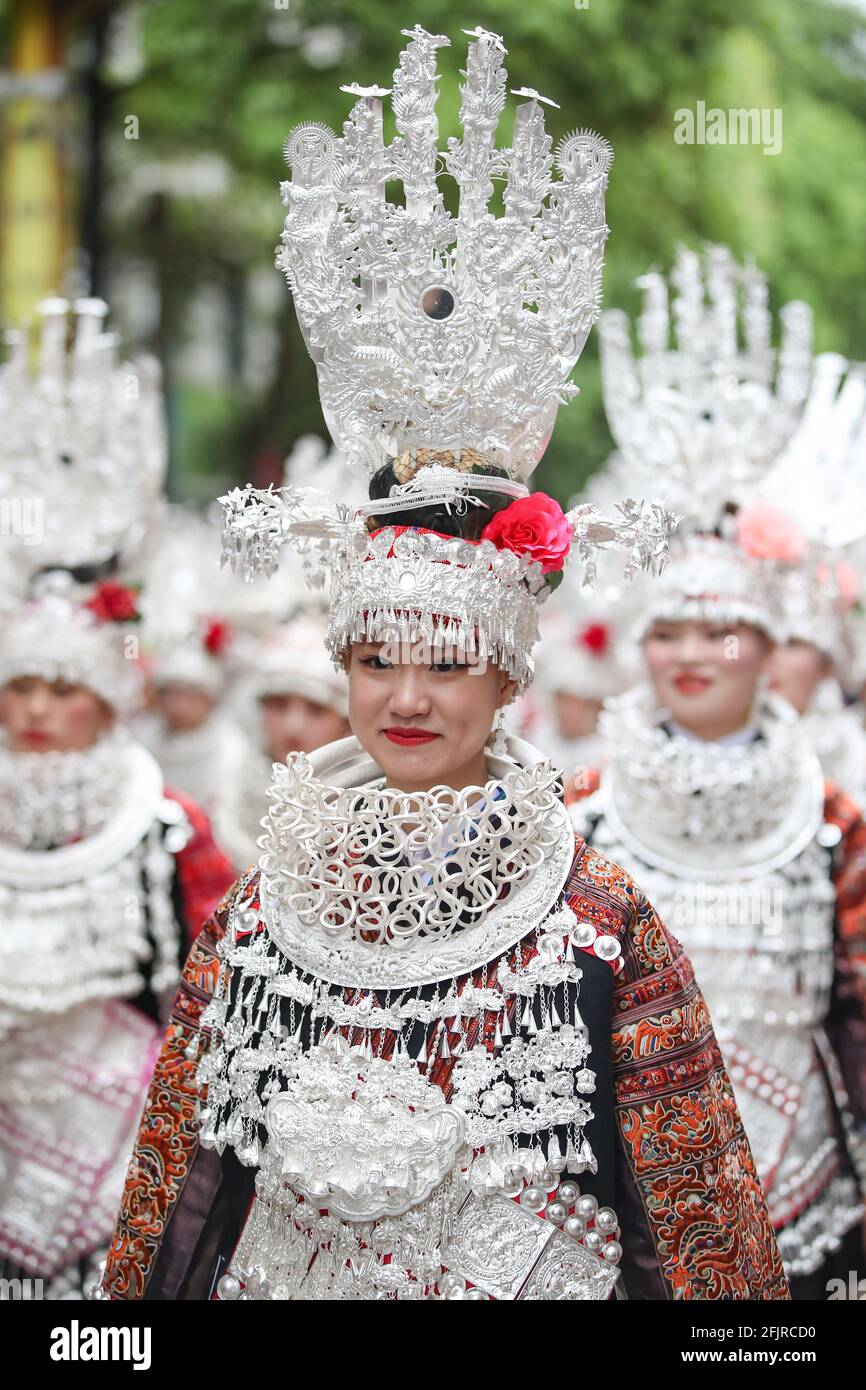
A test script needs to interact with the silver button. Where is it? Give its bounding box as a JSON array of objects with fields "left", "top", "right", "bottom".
[
  {"left": 594, "top": 933, "right": 622, "bottom": 961},
  {"left": 570, "top": 921, "right": 597, "bottom": 948},
  {"left": 816, "top": 822, "right": 842, "bottom": 848}
]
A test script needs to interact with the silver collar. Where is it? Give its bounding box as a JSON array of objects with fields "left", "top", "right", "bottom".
[
  {"left": 598, "top": 685, "right": 825, "bottom": 878},
  {"left": 257, "top": 734, "right": 576, "bottom": 988},
  {"left": 0, "top": 738, "right": 166, "bottom": 888},
  {"left": 0, "top": 729, "right": 129, "bottom": 851}
]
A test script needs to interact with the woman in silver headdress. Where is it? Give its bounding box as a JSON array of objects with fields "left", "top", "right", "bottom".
[
  {"left": 0, "top": 301, "right": 236, "bottom": 1299},
  {"left": 569, "top": 248, "right": 866, "bottom": 1296},
  {"left": 98, "top": 28, "right": 784, "bottom": 1302}
]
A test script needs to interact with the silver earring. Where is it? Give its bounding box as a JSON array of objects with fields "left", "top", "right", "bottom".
[{"left": 486, "top": 709, "right": 508, "bottom": 757}]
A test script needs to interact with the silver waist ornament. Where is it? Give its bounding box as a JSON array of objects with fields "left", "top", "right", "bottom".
[
  {"left": 572, "top": 688, "right": 865, "bottom": 1277},
  {"left": 194, "top": 737, "right": 624, "bottom": 1300}
]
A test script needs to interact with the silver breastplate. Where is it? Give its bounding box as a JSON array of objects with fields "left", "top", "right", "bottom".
[{"left": 197, "top": 867, "right": 625, "bottom": 1301}]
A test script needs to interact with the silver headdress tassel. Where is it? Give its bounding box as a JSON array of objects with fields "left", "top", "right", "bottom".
[{"left": 220, "top": 26, "right": 677, "bottom": 691}]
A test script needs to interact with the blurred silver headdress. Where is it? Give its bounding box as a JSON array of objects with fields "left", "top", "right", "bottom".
[
  {"left": 0, "top": 298, "right": 165, "bottom": 712},
  {"left": 758, "top": 352, "right": 866, "bottom": 672},
  {"left": 0, "top": 297, "right": 167, "bottom": 574},
  {"left": 759, "top": 353, "right": 866, "bottom": 549},
  {"left": 599, "top": 245, "right": 813, "bottom": 531},
  {"left": 0, "top": 575, "right": 144, "bottom": 715},
  {"left": 595, "top": 245, "right": 815, "bottom": 639}
]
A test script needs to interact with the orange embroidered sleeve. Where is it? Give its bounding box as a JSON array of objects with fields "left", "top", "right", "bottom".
[
  {"left": 101, "top": 876, "right": 245, "bottom": 1299},
  {"left": 569, "top": 839, "right": 789, "bottom": 1300},
  {"left": 824, "top": 784, "right": 866, "bottom": 1128}
]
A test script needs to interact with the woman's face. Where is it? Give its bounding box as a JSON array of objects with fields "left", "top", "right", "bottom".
[
  {"left": 768, "top": 640, "right": 831, "bottom": 716},
  {"left": 347, "top": 640, "right": 516, "bottom": 792},
  {"left": 260, "top": 691, "right": 350, "bottom": 763},
  {"left": 156, "top": 683, "right": 215, "bottom": 733},
  {"left": 552, "top": 692, "right": 603, "bottom": 740},
  {"left": 643, "top": 620, "right": 772, "bottom": 740},
  {"left": 0, "top": 675, "right": 114, "bottom": 752}
]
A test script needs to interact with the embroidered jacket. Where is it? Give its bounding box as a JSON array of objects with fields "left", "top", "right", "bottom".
[
  {"left": 101, "top": 837, "right": 788, "bottom": 1301},
  {"left": 0, "top": 786, "right": 235, "bottom": 1288}
]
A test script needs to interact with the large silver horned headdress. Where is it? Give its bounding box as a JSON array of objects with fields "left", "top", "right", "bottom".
[
  {"left": 277, "top": 24, "right": 612, "bottom": 481},
  {"left": 0, "top": 297, "right": 167, "bottom": 574},
  {"left": 220, "top": 26, "right": 678, "bottom": 694},
  {"left": 599, "top": 245, "right": 813, "bottom": 530}
]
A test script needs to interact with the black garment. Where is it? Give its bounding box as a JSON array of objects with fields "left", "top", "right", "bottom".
[{"left": 788, "top": 1224, "right": 865, "bottom": 1301}]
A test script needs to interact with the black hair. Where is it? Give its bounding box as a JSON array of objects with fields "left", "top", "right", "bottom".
[
  {"left": 33, "top": 554, "right": 120, "bottom": 587},
  {"left": 366, "top": 461, "right": 513, "bottom": 539}
]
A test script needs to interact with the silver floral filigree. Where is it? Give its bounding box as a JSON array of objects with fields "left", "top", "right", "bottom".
[{"left": 265, "top": 1043, "right": 468, "bottom": 1220}]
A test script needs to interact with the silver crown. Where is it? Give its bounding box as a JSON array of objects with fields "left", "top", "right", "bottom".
[
  {"left": 277, "top": 24, "right": 612, "bottom": 480},
  {"left": 760, "top": 353, "right": 866, "bottom": 547},
  {"left": 599, "top": 245, "right": 813, "bottom": 529},
  {"left": 0, "top": 297, "right": 167, "bottom": 572},
  {"left": 0, "top": 585, "right": 142, "bottom": 714}
]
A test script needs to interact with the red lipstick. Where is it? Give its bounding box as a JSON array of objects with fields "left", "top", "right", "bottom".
[
  {"left": 382, "top": 727, "right": 441, "bottom": 746},
  {"left": 23, "top": 728, "right": 50, "bottom": 746},
  {"left": 673, "top": 675, "right": 711, "bottom": 695}
]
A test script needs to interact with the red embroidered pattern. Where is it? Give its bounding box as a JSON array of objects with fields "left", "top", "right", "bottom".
[{"left": 101, "top": 880, "right": 241, "bottom": 1299}]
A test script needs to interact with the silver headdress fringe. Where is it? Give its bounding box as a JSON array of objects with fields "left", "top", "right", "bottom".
[
  {"left": 219, "top": 484, "right": 676, "bottom": 691},
  {"left": 632, "top": 532, "right": 787, "bottom": 644},
  {"left": 0, "top": 584, "right": 142, "bottom": 715}
]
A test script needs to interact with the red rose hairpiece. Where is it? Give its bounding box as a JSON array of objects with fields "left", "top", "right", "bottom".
[
  {"left": 83, "top": 580, "right": 141, "bottom": 624},
  {"left": 480, "top": 493, "right": 573, "bottom": 575},
  {"left": 203, "top": 617, "right": 232, "bottom": 656}
]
